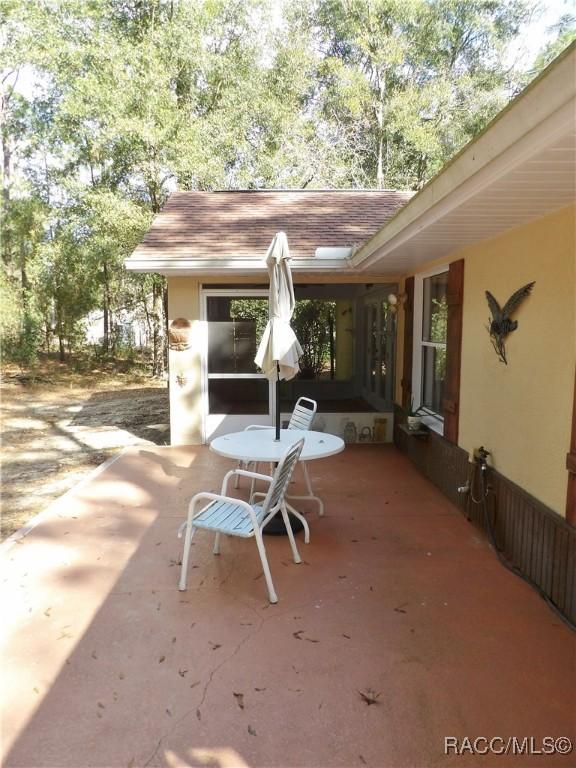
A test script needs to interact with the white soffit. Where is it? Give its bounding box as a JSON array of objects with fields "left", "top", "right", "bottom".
[{"left": 354, "top": 45, "right": 576, "bottom": 275}]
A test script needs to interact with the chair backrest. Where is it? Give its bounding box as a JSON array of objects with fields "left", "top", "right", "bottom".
[
  {"left": 288, "top": 397, "right": 317, "bottom": 431},
  {"left": 262, "top": 438, "right": 305, "bottom": 513}
]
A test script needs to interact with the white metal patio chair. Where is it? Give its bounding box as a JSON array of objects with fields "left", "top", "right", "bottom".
[
  {"left": 235, "top": 397, "right": 323, "bottom": 515},
  {"left": 177, "top": 438, "right": 307, "bottom": 604}
]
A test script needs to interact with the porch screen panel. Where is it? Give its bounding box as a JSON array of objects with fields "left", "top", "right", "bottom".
[
  {"left": 206, "top": 296, "right": 269, "bottom": 415},
  {"left": 362, "top": 293, "right": 396, "bottom": 408}
]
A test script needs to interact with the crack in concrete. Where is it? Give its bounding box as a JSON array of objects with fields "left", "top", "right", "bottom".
[
  {"left": 196, "top": 617, "right": 262, "bottom": 716},
  {"left": 141, "top": 567, "right": 367, "bottom": 765},
  {"left": 141, "top": 612, "right": 264, "bottom": 767}
]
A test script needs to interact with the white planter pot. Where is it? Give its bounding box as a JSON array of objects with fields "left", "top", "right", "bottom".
[{"left": 406, "top": 416, "right": 422, "bottom": 432}]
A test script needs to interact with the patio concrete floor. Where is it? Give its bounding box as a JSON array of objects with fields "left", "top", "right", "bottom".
[{"left": 1, "top": 445, "right": 574, "bottom": 768}]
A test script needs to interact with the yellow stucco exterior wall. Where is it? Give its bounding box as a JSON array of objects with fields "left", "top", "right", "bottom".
[
  {"left": 167, "top": 277, "right": 203, "bottom": 445},
  {"left": 402, "top": 204, "right": 575, "bottom": 515},
  {"left": 458, "top": 205, "right": 575, "bottom": 514}
]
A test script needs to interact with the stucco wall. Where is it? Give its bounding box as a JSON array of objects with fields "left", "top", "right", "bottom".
[
  {"left": 167, "top": 277, "right": 203, "bottom": 445},
  {"left": 400, "top": 204, "right": 575, "bottom": 515},
  {"left": 458, "top": 204, "right": 574, "bottom": 515}
]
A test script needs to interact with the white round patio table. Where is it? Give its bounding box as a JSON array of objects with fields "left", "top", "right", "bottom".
[
  {"left": 210, "top": 428, "right": 344, "bottom": 463},
  {"left": 210, "top": 429, "right": 344, "bottom": 537}
]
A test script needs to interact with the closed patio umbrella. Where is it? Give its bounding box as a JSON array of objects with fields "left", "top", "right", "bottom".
[{"left": 255, "top": 232, "right": 303, "bottom": 441}]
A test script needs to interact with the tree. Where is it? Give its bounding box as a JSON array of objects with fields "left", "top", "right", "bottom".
[
  {"left": 293, "top": 300, "right": 336, "bottom": 378},
  {"left": 1, "top": 0, "right": 567, "bottom": 376},
  {"left": 4, "top": 0, "right": 279, "bottom": 372},
  {"left": 525, "top": 13, "right": 575, "bottom": 78},
  {"left": 298, "top": 0, "right": 532, "bottom": 189}
]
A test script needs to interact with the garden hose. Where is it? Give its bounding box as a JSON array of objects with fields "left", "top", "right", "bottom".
[{"left": 469, "top": 454, "right": 575, "bottom": 633}]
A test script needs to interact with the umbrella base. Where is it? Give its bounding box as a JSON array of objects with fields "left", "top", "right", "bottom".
[{"left": 263, "top": 511, "right": 304, "bottom": 536}]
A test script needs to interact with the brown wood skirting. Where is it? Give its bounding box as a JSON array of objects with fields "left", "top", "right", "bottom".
[
  {"left": 394, "top": 408, "right": 576, "bottom": 625},
  {"left": 567, "top": 368, "right": 576, "bottom": 525}
]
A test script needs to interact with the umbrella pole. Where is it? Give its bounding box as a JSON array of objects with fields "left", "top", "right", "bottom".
[
  {"left": 275, "top": 363, "right": 281, "bottom": 441},
  {"left": 265, "top": 361, "right": 304, "bottom": 536}
]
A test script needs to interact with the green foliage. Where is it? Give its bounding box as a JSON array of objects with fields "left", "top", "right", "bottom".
[
  {"left": 230, "top": 299, "right": 269, "bottom": 338},
  {"left": 293, "top": 300, "right": 335, "bottom": 378},
  {"left": 231, "top": 297, "right": 336, "bottom": 378},
  {"left": 431, "top": 296, "right": 448, "bottom": 383},
  {"left": 1, "top": 0, "right": 570, "bottom": 372},
  {"left": 307, "top": 0, "right": 534, "bottom": 188},
  {"left": 0, "top": 269, "right": 44, "bottom": 369},
  {"left": 528, "top": 14, "right": 575, "bottom": 75}
]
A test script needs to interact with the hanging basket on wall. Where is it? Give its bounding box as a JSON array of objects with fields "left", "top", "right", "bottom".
[{"left": 168, "top": 318, "right": 192, "bottom": 351}]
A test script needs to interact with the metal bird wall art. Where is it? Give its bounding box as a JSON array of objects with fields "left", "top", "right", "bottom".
[{"left": 485, "top": 281, "right": 535, "bottom": 364}]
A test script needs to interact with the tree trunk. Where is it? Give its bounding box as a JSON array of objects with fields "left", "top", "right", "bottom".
[
  {"left": 416, "top": 153, "right": 427, "bottom": 189},
  {"left": 141, "top": 284, "right": 153, "bottom": 345},
  {"left": 151, "top": 280, "right": 164, "bottom": 377},
  {"left": 103, "top": 262, "right": 110, "bottom": 352},
  {"left": 147, "top": 178, "right": 166, "bottom": 376},
  {"left": 56, "top": 306, "right": 66, "bottom": 362},
  {"left": 163, "top": 282, "right": 169, "bottom": 371},
  {"left": 375, "top": 69, "right": 386, "bottom": 189},
  {"left": 1, "top": 86, "right": 12, "bottom": 265},
  {"left": 376, "top": 133, "right": 384, "bottom": 189},
  {"left": 44, "top": 320, "right": 52, "bottom": 353}
]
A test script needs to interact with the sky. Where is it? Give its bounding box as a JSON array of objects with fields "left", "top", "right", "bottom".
[{"left": 507, "top": 0, "right": 575, "bottom": 68}]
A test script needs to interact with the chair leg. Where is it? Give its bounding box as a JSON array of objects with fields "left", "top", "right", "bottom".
[
  {"left": 286, "top": 502, "right": 310, "bottom": 544},
  {"left": 302, "top": 462, "right": 324, "bottom": 516},
  {"left": 234, "top": 460, "right": 247, "bottom": 488},
  {"left": 281, "top": 503, "right": 301, "bottom": 564},
  {"left": 249, "top": 462, "right": 260, "bottom": 499},
  {"left": 213, "top": 532, "right": 221, "bottom": 555},
  {"left": 254, "top": 530, "right": 278, "bottom": 604},
  {"left": 179, "top": 517, "right": 196, "bottom": 591}
]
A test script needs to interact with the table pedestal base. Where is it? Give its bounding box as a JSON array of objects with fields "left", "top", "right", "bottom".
[{"left": 263, "top": 511, "right": 304, "bottom": 536}]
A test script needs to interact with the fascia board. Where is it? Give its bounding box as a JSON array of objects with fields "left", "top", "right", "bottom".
[
  {"left": 352, "top": 46, "right": 576, "bottom": 271},
  {"left": 124, "top": 257, "right": 355, "bottom": 275}
]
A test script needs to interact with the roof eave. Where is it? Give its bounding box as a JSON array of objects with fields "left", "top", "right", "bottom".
[
  {"left": 352, "top": 42, "right": 576, "bottom": 273},
  {"left": 124, "top": 256, "right": 356, "bottom": 276}
]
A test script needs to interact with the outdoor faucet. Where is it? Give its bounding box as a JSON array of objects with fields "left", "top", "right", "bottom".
[{"left": 473, "top": 446, "right": 490, "bottom": 471}]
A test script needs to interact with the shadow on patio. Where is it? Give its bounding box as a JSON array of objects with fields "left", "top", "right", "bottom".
[{"left": 1, "top": 445, "right": 574, "bottom": 767}]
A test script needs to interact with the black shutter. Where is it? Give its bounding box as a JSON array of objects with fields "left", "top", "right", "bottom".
[
  {"left": 401, "top": 277, "right": 415, "bottom": 409},
  {"left": 443, "top": 259, "right": 464, "bottom": 444}
]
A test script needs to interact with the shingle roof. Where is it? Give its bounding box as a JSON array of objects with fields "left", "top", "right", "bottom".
[{"left": 129, "top": 190, "right": 413, "bottom": 261}]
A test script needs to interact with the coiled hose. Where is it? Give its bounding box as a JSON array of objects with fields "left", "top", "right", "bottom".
[{"left": 469, "top": 454, "right": 575, "bottom": 632}]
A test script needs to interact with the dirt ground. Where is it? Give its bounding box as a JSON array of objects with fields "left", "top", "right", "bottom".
[{"left": 1, "top": 357, "right": 169, "bottom": 540}]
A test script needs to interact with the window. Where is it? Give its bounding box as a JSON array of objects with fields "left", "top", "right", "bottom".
[{"left": 413, "top": 267, "right": 448, "bottom": 429}]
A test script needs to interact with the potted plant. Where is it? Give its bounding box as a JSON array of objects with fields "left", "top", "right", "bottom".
[{"left": 406, "top": 399, "right": 425, "bottom": 431}]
